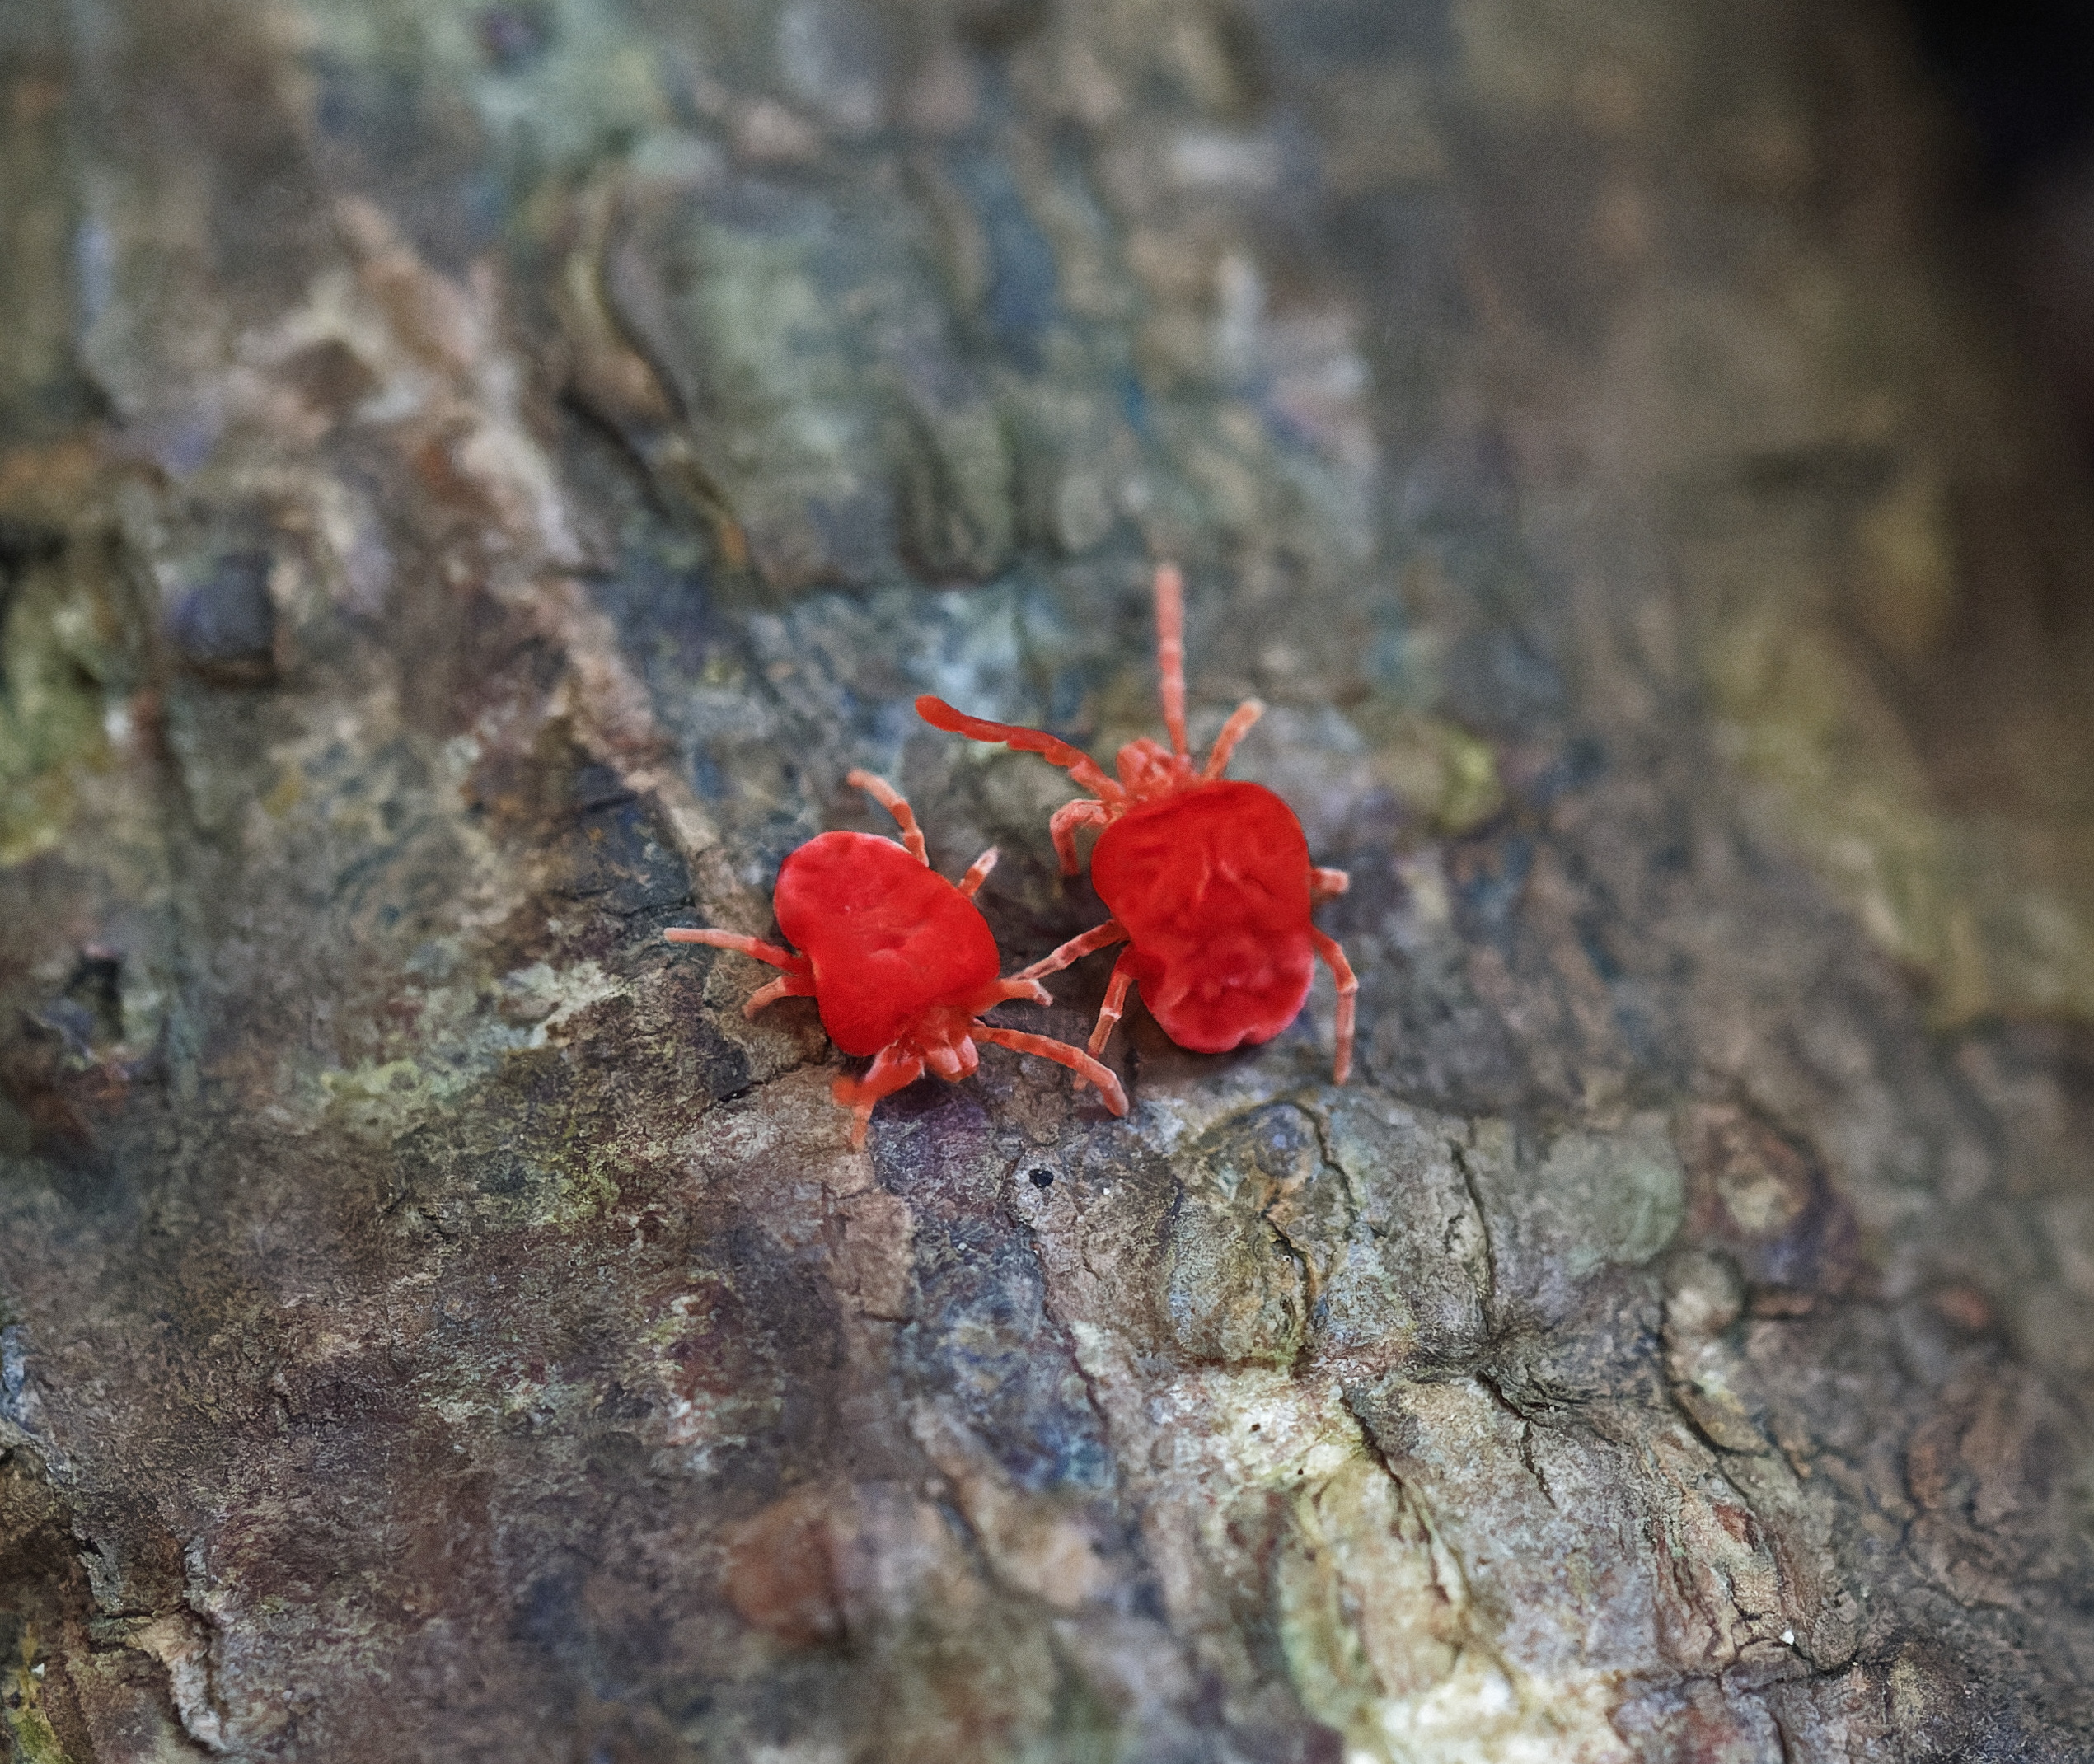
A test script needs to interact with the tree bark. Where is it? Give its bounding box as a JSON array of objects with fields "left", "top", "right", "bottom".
[{"left": 4, "top": 0, "right": 2094, "bottom": 1759}]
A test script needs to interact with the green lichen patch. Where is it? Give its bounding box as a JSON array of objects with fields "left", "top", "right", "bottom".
[
  {"left": 1274, "top": 1458, "right": 1464, "bottom": 1752},
  {"left": 0, "top": 532, "right": 129, "bottom": 867},
  {"left": 0, "top": 1641, "right": 74, "bottom": 1764},
  {"left": 1352, "top": 705, "right": 1506, "bottom": 836}
]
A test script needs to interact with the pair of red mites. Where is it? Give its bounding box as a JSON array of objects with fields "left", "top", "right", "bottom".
[{"left": 668, "top": 565, "right": 1357, "bottom": 1146}]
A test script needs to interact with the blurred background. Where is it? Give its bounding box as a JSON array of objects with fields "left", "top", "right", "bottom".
[{"left": 1907, "top": 0, "right": 2094, "bottom": 450}]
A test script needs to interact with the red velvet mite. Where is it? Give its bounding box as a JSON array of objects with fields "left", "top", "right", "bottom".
[
  {"left": 665, "top": 770, "right": 1128, "bottom": 1146},
  {"left": 916, "top": 564, "right": 1357, "bottom": 1083}
]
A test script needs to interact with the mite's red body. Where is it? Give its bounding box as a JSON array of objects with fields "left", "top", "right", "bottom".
[
  {"left": 916, "top": 564, "right": 1357, "bottom": 1083},
  {"left": 665, "top": 772, "right": 1127, "bottom": 1146},
  {"left": 1090, "top": 782, "right": 1314, "bottom": 1054},
  {"left": 774, "top": 831, "right": 1001, "bottom": 1055}
]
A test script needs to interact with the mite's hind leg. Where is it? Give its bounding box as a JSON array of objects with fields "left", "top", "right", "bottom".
[
  {"left": 845, "top": 769, "right": 927, "bottom": 865},
  {"left": 742, "top": 972, "right": 817, "bottom": 1018},
  {"left": 664, "top": 928, "right": 812, "bottom": 1015},
  {"left": 664, "top": 928, "right": 805, "bottom": 969},
  {"left": 973, "top": 1025, "right": 1129, "bottom": 1117},
  {"left": 958, "top": 847, "right": 999, "bottom": 898},
  {"left": 1085, "top": 947, "right": 1140, "bottom": 1059},
  {"left": 832, "top": 1044, "right": 926, "bottom": 1149},
  {"left": 1200, "top": 700, "right": 1265, "bottom": 780},
  {"left": 1309, "top": 927, "right": 1357, "bottom": 1086},
  {"left": 1015, "top": 919, "right": 1127, "bottom": 982},
  {"left": 1310, "top": 867, "right": 1350, "bottom": 901},
  {"left": 1049, "top": 798, "right": 1110, "bottom": 875}
]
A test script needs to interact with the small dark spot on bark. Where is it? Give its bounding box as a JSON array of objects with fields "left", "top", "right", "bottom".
[
  {"left": 954, "top": 0, "right": 1051, "bottom": 53},
  {"left": 480, "top": 1159, "right": 528, "bottom": 1195},
  {"left": 0, "top": 518, "right": 64, "bottom": 573},
  {"left": 277, "top": 338, "right": 377, "bottom": 414},
  {"left": 169, "top": 552, "right": 277, "bottom": 685},
  {"left": 479, "top": 4, "right": 555, "bottom": 70}
]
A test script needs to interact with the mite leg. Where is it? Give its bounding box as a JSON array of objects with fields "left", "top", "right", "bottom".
[
  {"left": 1308, "top": 927, "right": 1358, "bottom": 1086},
  {"left": 665, "top": 929, "right": 813, "bottom": 1018},
  {"left": 1048, "top": 798, "right": 1110, "bottom": 876},
  {"left": 832, "top": 1044, "right": 926, "bottom": 1149},
  {"left": 1086, "top": 947, "right": 1139, "bottom": 1057},
  {"left": 923, "top": 1034, "right": 984, "bottom": 1079},
  {"left": 972, "top": 1025, "right": 1129, "bottom": 1117},
  {"left": 1014, "top": 919, "right": 1127, "bottom": 981},
  {"left": 1200, "top": 699, "right": 1266, "bottom": 780},
  {"left": 664, "top": 928, "right": 805, "bottom": 970},
  {"left": 1310, "top": 866, "right": 1351, "bottom": 901},
  {"left": 915, "top": 696, "right": 1127, "bottom": 805},
  {"left": 1153, "top": 562, "right": 1190, "bottom": 761},
  {"left": 958, "top": 847, "right": 999, "bottom": 898},
  {"left": 742, "top": 972, "right": 817, "bottom": 1018},
  {"left": 845, "top": 770, "right": 927, "bottom": 865},
  {"left": 990, "top": 975, "right": 1053, "bottom": 1007}
]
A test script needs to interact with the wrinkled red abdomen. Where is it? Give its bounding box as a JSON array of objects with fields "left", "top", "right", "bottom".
[
  {"left": 1089, "top": 781, "right": 1314, "bottom": 1053},
  {"left": 774, "top": 831, "right": 1001, "bottom": 1055}
]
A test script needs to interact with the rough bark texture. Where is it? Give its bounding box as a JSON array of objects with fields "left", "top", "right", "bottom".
[{"left": 6, "top": 1, "right": 2094, "bottom": 1760}]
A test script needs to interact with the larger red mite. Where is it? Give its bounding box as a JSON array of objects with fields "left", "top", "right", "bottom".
[
  {"left": 917, "top": 564, "right": 1357, "bottom": 1083},
  {"left": 665, "top": 771, "right": 1128, "bottom": 1146}
]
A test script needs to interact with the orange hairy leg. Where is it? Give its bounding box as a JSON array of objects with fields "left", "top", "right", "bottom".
[
  {"left": 742, "top": 972, "right": 818, "bottom": 1016},
  {"left": 664, "top": 928, "right": 816, "bottom": 1018},
  {"left": 1201, "top": 699, "right": 1265, "bottom": 780},
  {"left": 972, "top": 1026, "right": 1128, "bottom": 1116},
  {"left": 1010, "top": 920, "right": 1132, "bottom": 1093},
  {"left": 1016, "top": 919, "right": 1128, "bottom": 982},
  {"left": 1085, "top": 950, "right": 1139, "bottom": 1058},
  {"left": 957, "top": 847, "right": 1000, "bottom": 898},
  {"left": 1309, "top": 927, "right": 1358, "bottom": 1085},
  {"left": 663, "top": 927, "right": 804, "bottom": 967},
  {"left": 912, "top": 698, "right": 1127, "bottom": 806},
  {"left": 832, "top": 1046, "right": 926, "bottom": 1149},
  {"left": 844, "top": 767, "right": 927, "bottom": 864},
  {"left": 1048, "top": 798, "right": 1111, "bottom": 876},
  {"left": 1154, "top": 561, "right": 1191, "bottom": 760}
]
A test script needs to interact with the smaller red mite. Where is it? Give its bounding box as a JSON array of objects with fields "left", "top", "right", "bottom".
[
  {"left": 665, "top": 770, "right": 1129, "bottom": 1147},
  {"left": 916, "top": 564, "right": 1357, "bottom": 1083}
]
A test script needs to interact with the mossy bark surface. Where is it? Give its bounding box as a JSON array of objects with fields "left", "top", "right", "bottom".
[{"left": 6, "top": 1, "right": 2094, "bottom": 1759}]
